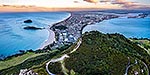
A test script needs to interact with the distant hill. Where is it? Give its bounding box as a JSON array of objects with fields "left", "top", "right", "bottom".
[{"left": 49, "top": 31, "right": 150, "bottom": 75}]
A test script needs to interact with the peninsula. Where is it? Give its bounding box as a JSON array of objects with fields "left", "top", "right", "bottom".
[{"left": 49, "top": 12, "right": 119, "bottom": 50}]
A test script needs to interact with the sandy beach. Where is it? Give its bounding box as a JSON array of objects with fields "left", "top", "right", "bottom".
[
  {"left": 39, "top": 27, "right": 55, "bottom": 49},
  {"left": 39, "top": 13, "right": 71, "bottom": 49}
]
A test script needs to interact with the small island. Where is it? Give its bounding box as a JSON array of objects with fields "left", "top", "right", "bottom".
[
  {"left": 23, "top": 26, "right": 44, "bottom": 30},
  {"left": 24, "top": 19, "right": 32, "bottom": 23}
]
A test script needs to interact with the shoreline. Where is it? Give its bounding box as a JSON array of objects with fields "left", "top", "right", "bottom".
[
  {"left": 39, "top": 12, "right": 71, "bottom": 49},
  {"left": 0, "top": 11, "right": 119, "bottom": 59},
  {"left": 0, "top": 12, "right": 71, "bottom": 60},
  {"left": 39, "top": 27, "right": 55, "bottom": 49},
  {"left": 49, "top": 11, "right": 119, "bottom": 49}
]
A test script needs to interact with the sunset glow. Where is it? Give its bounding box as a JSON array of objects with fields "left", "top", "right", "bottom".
[{"left": 0, "top": 0, "right": 150, "bottom": 10}]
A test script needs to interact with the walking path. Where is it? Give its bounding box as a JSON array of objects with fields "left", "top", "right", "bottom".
[
  {"left": 46, "top": 38, "right": 82, "bottom": 75},
  {"left": 124, "top": 58, "right": 149, "bottom": 75},
  {"left": 124, "top": 58, "right": 137, "bottom": 75}
]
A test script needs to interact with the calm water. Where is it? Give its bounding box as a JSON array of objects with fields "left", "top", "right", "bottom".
[
  {"left": 1, "top": 12, "right": 150, "bottom": 58},
  {"left": 83, "top": 17, "right": 150, "bottom": 38},
  {"left": 0, "top": 12, "right": 70, "bottom": 58}
]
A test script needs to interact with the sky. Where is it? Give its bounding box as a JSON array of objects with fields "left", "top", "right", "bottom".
[{"left": 0, "top": 0, "right": 150, "bottom": 9}]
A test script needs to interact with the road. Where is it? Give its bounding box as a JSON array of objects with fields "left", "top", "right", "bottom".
[
  {"left": 46, "top": 54, "right": 69, "bottom": 75},
  {"left": 70, "top": 38, "right": 82, "bottom": 53},
  {"left": 141, "top": 60, "right": 149, "bottom": 75},
  {"left": 46, "top": 38, "right": 82, "bottom": 75},
  {"left": 124, "top": 58, "right": 137, "bottom": 75}
]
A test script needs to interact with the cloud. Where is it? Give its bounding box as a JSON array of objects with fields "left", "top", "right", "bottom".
[
  {"left": 84, "top": 0, "right": 136, "bottom": 7},
  {"left": 114, "top": 0, "right": 150, "bottom": 9},
  {"left": 111, "top": 0, "right": 137, "bottom": 8},
  {"left": 99, "top": 0, "right": 150, "bottom": 9},
  {"left": 74, "top": 1, "right": 79, "bottom": 3},
  {"left": 111, "top": 0, "right": 135, "bottom": 5},
  {"left": 99, "top": 0, "right": 110, "bottom": 3},
  {"left": 137, "top": 6, "right": 150, "bottom": 9},
  {"left": 83, "top": 0, "right": 99, "bottom": 3}
]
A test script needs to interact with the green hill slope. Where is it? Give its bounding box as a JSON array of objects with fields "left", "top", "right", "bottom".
[{"left": 49, "top": 31, "right": 150, "bottom": 75}]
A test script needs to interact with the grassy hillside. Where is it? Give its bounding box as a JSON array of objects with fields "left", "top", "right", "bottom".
[
  {"left": 130, "top": 38, "right": 150, "bottom": 55},
  {"left": 0, "top": 50, "right": 60, "bottom": 75},
  {"left": 0, "top": 52, "right": 49, "bottom": 70},
  {"left": 49, "top": 31, "right": 150, "bottom": 75}
]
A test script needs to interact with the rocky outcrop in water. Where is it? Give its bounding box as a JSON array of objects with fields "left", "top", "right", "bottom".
[
  {"left": 24, "top": 19, "right": 32, "bottom": 23},
  {"left": 23, "top": 26, "right": 44, "bottom": 30}
]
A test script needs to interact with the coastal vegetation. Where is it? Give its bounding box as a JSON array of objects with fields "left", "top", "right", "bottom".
[
  {"left": 48, "top": 31, "right": 150, "bottom": 75},
  {"left": 130, "top": 38, "right": 150, "bottom": 55},
  {"left": 54, "top": 25, "right": 67, "bottom": 30},
  {"left": 0, "top": 49, "right": 60, "bottom": 75},
  {"left": 0, "top": 52, "right": 37, "bottom": 70}
]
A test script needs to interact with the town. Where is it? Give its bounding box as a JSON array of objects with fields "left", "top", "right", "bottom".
[{"left": 49, "top": 12, "right": 119, "bottom": 49}]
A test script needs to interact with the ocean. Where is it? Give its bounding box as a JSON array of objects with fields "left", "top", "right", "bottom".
[
  {"left": 0, "top": 12, "right": 150, "bottom": 58},
  {"left": 0, "top": 12, "right": 70, "bottom": 58},
  {"left": 83, "top": 17, "right": 150, "bottom": 38}
]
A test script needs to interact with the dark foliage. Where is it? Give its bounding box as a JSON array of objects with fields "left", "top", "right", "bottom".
[
  {"left": 63, "top": 31, "right": 150, "bottom": 75},
  {"left": 54, "top": 25, "right": 67, "bottom": 30}
]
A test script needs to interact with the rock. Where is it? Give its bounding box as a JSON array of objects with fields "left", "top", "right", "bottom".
[
  {"left": 127, "top": 16, "right": 137, "bottom": 18},
  {"left": 19, "top": 50, "right": 25, "bottom": 53},
  {"left": 138, "top": 14, "right": 148, "bottom": 18},
  {"left": 19, "top": 69, "right": 38, "bottom": 75},
  {"left": 24, "top": 19, "right": 32, "bottom": 23},
  {"left": 23, "top": 26, "right": 44, "bottom": 30}
]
